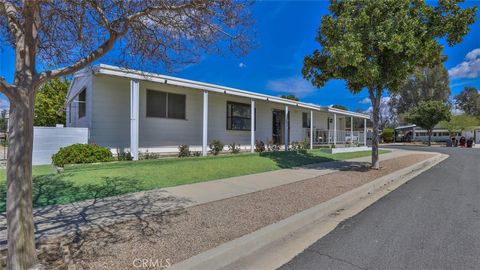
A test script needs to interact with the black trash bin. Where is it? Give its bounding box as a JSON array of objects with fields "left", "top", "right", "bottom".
[{"left": 467, "top": 138, "right": 473, "bottom": 148}]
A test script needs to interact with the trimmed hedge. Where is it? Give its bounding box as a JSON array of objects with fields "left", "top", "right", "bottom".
[
  {"left": 382, "top": 128, "right": 395, "bottom": 143},
  {"left": 52, "top": 144, "right": 113, "bottom": 167}
]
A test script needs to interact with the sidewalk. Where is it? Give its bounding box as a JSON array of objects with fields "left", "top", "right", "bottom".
[{"left": 0, "top": 148, "right": 415, "bottom": 249}]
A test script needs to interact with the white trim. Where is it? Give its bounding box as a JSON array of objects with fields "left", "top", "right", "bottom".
[
  {"left": 83, "top": 64, "right": 370, "bottom": 119},
  {"left": 310, "top": 110, "right": 313, "bottom": 150},
  {"left": 364, "top": 118, "right": 367, "bottom": 146},
  {"left": 333, "top": 113, "right": 337, "bottom": 146},
  {"left": 130, "top": 80, "right": 140, "bottom": 160},
  {"left": 327, "top": 107, "right": 370, "bottom": 119},
  {"left": 251, "top": 99, "right": 255, "bottom": 153},
  {"left": 202, "top": 90, "right": 209, "bottom": 156},
  {"left": 285, "top": 105, "right": 289, "bottom": 151},
  {"left": 350, "top": 116, "right": 354, "bottom": 134}
]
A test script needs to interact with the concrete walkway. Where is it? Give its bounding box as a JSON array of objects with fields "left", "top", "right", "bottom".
[{"left": 0, "top": 148, "right": 416, "bottom": 249}]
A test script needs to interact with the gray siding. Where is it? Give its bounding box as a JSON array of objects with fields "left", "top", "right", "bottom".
[
  {"left": 66, "top": 75, "right": 93, "bottom": 129},
  {"left": 85, "top": 75, "right": 347, "bottom": 153}
]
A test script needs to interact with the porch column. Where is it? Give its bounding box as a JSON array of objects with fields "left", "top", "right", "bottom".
[
  {"left": 202, "top": 90, "right": 208, "bottom": 156},
  {"left": 364, "top": 118, "right": 367, "bottom": 146},
  {"left": 310, "top": 110, "right": 314, "bottom": 150},
  {"left": 130, "top": 80, "right": 139, "bottom": 160},
  {"left": 351, "top": 116, "right": 354, "bottom": 146},
  {"left": 251, "top": 99, "right": 255, "bottom": 153},
  {"left": 285, "top": 105, "right": 289, "bottom": 151},
  {"left": 333, "top": 113, "right": 337, "bottom": 146}
]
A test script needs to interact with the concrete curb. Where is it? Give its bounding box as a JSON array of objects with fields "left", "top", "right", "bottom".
[{"left": 170, "top": 152, "right": 449, "bottom": 270}]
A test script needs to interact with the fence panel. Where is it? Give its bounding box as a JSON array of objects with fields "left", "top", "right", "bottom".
[{"left": 32, "top": 126, "right": 89, "bottom": 165}]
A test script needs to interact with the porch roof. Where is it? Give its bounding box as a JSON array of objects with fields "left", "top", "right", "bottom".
[{"left": 79, "top": 64, "right": 370, "bottom": 119}]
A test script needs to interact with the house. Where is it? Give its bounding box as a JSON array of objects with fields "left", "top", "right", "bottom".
[
  {"left": 394, "top": 124, "right": 480, "bottom": 144},
  {"left": 66, "top": 64, "right": 370, "bottom": 160}
]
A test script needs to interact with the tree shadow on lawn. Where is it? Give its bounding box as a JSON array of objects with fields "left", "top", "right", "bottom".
[
  {"left": 260, "top": 150, "right": 371, "bottom": 172},
  {"left": 260, "top": 150, "right": 333, "bottom": 168},
  {"left": 0, "top": 173, "right": 192, "bottom": 261},
  {"left": 0, "top": 174, "right": 145, "bottom": 213}
]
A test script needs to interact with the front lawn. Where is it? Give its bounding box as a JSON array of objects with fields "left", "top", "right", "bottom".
[{"left": 0, "top": 149, "right": 389, "bottom": 211}]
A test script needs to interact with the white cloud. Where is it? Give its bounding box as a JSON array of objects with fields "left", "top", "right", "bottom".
[
  {"left": 266, "top": 76, "right": 316, "bottom": 98},
  {"left": 364, "top": 96, "right": 391, "bottom": 113},
  {"left": 238, "top": 62, "right": 247, "bottom": 68},
  {"left": 0, "top": 98, "right": 9, "bottom": 111},
  {"left": 448, "top": 48, "right": 480, "bottom": 79},
  {"left": 466, "top": 48, "right": 480, "bottom": 61},
  {"left": 451, "top": 107, "right": 464, "bottom": 116},
  {"left": 359, "top": 97, "right": 371, "bottom": 104}
]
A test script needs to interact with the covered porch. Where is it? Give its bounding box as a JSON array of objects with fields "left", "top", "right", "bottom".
[{"left": 125, "top": 78, "right": 370, "bottom": 160}]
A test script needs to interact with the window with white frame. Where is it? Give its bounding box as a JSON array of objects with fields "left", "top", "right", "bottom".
[
  {"left": 78, "top": 89, "right": 86, "bottom": 118},
  {"left": 146, "top": 89, "right": 186, "bottom": 119},
  {"left": 226, "top": 101, "right": 255, "bottom": 131},
  {"left": 302, "top": 112, "right": 310, "bottom": 128}
]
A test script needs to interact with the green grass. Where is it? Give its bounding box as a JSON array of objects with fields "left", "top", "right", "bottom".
[{"left": 0, "top": 149, "right": 389, "bottom": 211}]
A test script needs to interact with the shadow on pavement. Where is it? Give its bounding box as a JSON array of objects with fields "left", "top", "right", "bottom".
[{"left": 0, "top": 175, "right": 192, "bottom": 254}]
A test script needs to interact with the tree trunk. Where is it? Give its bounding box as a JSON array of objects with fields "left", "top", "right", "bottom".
[
  {"left": 428, "top": 130, "right": 432, "bottom": 146},
  {"left": 369, "top": 87, "right": 381, "bottom": 170},
  {"left": 6, "top": 91, "right": 37, "bottom": 269}
]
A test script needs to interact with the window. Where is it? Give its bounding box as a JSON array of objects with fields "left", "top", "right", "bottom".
[
  {"left": 146, "top": 90, "right": 186, "bottom": 119},
  {"left": 226, "top": 101, "right": 255, "bottom": 131},
  {"left": 302, "top": 112, "right": 310, "bottom": 128},
  {"left": 78, "top": 89, "right": 86, "bottom": 118}
]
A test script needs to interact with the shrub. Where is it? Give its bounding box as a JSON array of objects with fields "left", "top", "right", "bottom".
[
  {"left": 266, "top": 140, "right": 280, "bottom": 152},
  {"left": 382, "top": 128, "right": 395, "bottom": 143},
  {"left": 118, "top": 151, "right": 133, "bottom": 161},
  {"left": 209, "top": 140, "right": 224, "bottom": 155},
  {"left": 52, "top": 143, "right": 113, "bottom": 167},
  {"left": 178, "top": 145, "right": 191, "bottom": 157},
  {"left": 140, "top": 150, "right": 159, "bottom": 160},
  {"left": 228, "top": 143, "right": 240, "bottom": 154},
  {"left": 192, "top": 151, "right": 202, "bottom": 157},
  {"left": 290, "top": 141, "right": 300, "bottom": 151},
  {"left": 299, "top": 139, "right": 310, "bottom": 150},
  {"left": 255, "top": 140, "right": 265, "bottom": 152}
]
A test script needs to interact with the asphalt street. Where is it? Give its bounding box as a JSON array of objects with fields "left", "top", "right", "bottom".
[{"left": 280, "top": 146, "right": 480, "bottom": 270}]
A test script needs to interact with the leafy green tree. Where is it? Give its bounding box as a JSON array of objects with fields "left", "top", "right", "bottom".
[
  {"left": 302, "top": 0, "right": 475, "bottom": 168},
  {"left": 331, "top": 104, "right": 348, "bottom": 110},
  {"left": 390, "top": 63, "right": 451, "bottom": 116},
  {"left": 280, "top": 94, "right": 300, "bottom": 101},
  {"left": 455, "top": 87, "right": 480, "bottom": 116},
  {"left": 0, "top": 1, "right": 251, "bottom": 267},
  {"left": 405, "top": 100, "right": 451, "bottom": 146},
  {"left": 34, "top": 78, "right": 70, "bottom": 126},
  {"left": 438, "top": 114, "right": 480, "bottom": 136},
  {"left": 0, "top": 109, "right": 8, "bottom": 132}
]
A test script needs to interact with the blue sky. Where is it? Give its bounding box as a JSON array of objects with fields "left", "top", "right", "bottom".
[{"left": 1, "top": 1, "right": 479, "bottom": 112}]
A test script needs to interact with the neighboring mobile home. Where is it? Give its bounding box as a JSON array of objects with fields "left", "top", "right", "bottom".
[
  {"left": 67, "top": 64, "right": 370, "bottom": 159},
  {"left": 394, "top": 124, "right": 480, "bottom": 144}
]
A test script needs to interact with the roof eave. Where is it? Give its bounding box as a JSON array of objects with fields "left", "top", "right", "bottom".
[{"left": 87, "top": 64, "right": 368, "bottom": 116}]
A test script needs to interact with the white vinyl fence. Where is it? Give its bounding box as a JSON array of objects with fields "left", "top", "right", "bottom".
[{"left": 33, "top": 126, "right": 89, "bottom": 165}]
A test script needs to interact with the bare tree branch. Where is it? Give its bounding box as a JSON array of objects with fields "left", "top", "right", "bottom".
[
  {"left": 0, "top": 0, "right": 21, "bottom": 33},
  {"left": 35, "top": 0, "right": 252, "bottom": 83},
  {"left": 88, "top": 0, "right": 111, "bottom": 30},
  {"left": 0, "top": 76, "right": 13, "bottom": 99},
  {"left": 35, "top": 1, "right": 200, "bottom": 83},
  {"left": 35, "top": 32, "right": 123, "bottom": 83}
]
